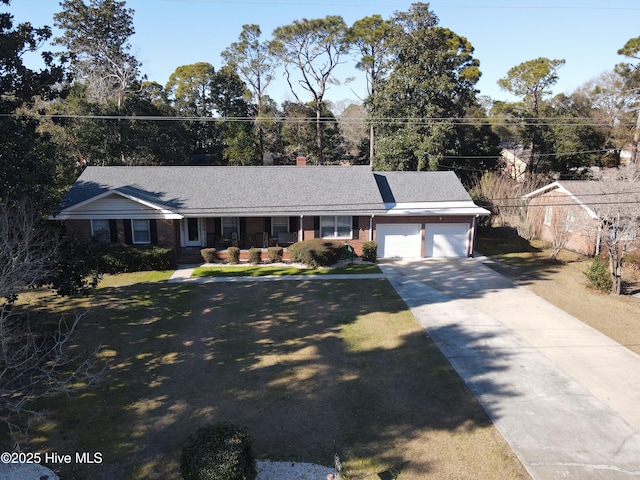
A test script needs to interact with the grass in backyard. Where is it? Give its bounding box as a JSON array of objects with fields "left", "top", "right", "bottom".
[
  {"left": 192, "top": 263, "right": 382, "bottom": 277},
  {"left": 10, "top": 272, "right": 528, "bottom": 480},
  {"left": 476, "top": 234, "right": 640, "bottom": 355}
]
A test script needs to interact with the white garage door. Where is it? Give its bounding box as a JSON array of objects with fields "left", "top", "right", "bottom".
[
  {"left": 376, "top": 224, "right": 422, "bottom": 258},
  {"left": 424, "top": 224, "right": 469, "bottom": 258}
]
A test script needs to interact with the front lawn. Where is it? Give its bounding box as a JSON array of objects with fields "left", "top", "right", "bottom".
[
  {"left": 192, "top": 263, "right": 382, "bottom": 277},
  {"left": 12, "top": 273, "right": 528, "bottom": 480}
]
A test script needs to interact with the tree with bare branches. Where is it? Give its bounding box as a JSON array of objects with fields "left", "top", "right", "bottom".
[
  {"left": 593, "top": 166, "right": 640, "bottom": 294},
  {"left": 0, "top": 202, "right": 102, "bottom": 447}
]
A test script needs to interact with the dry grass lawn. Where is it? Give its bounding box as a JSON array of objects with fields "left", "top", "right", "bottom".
[
  {"left": 9, "top": 277, "right": 530, "bottom": 480},
  {"left": 476, "top": 237, "right": 640, "bottom": 356}
]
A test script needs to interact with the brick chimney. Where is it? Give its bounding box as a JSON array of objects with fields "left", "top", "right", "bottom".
[{"left": 296, "top": 154, "right": 307, "bottom": 166}]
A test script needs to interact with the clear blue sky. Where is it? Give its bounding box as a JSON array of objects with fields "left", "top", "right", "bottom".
[{"left": 8, "top": 0, "right": 640, "bottom": 108}]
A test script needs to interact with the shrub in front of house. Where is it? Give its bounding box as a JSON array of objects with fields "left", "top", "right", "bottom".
[
  {"left": 267, "top": 246, "right": 283, "bottom": 263},
  {"left": 248, "top": 247, "right": 262, "bottom": 265},
  {"left": 361, "top": 241, "right": 378, "bottom": 263},
  {"left": 180, "top": 423, "right": 256, "bottom": 480},
  {"left": 227, "top": 247, "right": 240, "bottom": 265},
  {"left": 287, "top": 239, "right": 347, "bottom": 267},
  {"left": 200, "top": 248, "right": 217, "bottom": 264},
  {"left": 95, "top": 244, "right": 175, "bottom": 273},
  {"left": 585, "top": 254, "right": 613, "bottom": 293}
]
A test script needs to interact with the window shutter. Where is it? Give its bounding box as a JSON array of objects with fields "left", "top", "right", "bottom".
[
  {"left": 352, "top": 216, "right": 358, "bottom": 240},
  {"left": 313, "top": 217, "right": 320, "bottom": 238},
  {"left": 109, "top": 219, "right": 118, "bottom": 243},
  {"left": 289, "top": 216, "right": 297, "bottom": 233},
  {"left": 150, "top": 219, "right": 158, "bottom": 244},
  {"left": 124, "top": 220, "right": 132, "bottom": 244},
  {"left": 264, "top": 217, "right": 271, "bottom": 234}
]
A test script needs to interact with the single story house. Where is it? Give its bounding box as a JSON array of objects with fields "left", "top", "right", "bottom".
[
  {"left": 524, "top": 179, "right": 640, "bottom": 256},
  {"left": 51, "top": 165, "right": 490, "bottom": 261}
]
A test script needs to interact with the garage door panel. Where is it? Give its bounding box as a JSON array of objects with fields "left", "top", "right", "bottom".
[
  {"left": 377, "top": 224, "right": 421, "bottom": 258},
  {"left": 425, "top": 224, "right": 469, "bottom": 258}
]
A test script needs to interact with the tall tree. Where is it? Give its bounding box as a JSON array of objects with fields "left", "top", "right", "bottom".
[
  {"left": 270, "top": 15, "right": 350, "bottom": 164},
  {"left": 280, "top": 101, "right": 344, "bottom": 163},
  {"left": 345, "top": 14, "right": 392, "bottom": 166},
  {"left": 0, "top": 0, "right": 66, "bottom": 207},
  {"left": 222, "top": 24, "right": 275, "bottom": 161},
  {"left": 497, "top": 57, "right": 564, "bottom": 174},
  {"left": 616, "top": 37, "right": 640, "bottom": 165},
  {"left": 577, "top": 71, "right": 634, "bottom": 166},
  {"left": 54, "top": 0, "right": 141, "bottom": 110},
  {"left": 371, "top": 3, "right": 481, "bottom": 171},
  {"left": 166, "top": 62, "right": 218, "bottom": 158}
]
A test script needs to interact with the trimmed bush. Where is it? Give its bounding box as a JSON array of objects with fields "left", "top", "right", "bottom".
[
  {"left": 200, "top": 248, "right": 217, "bottom": 264},
  {"left": 94, "top": 244, "right": 175, "bottom": 273},
  {"left": 267, "top": 246, "right": 283, "bottom": 263},
  {"left": 287, "top": 239, "right": 346, "bottom": 267},
  {"left": 180, "top": 423, "right": 256, "bottom": 480},
  {"left": 586, "top": 255, "right": 613, "bottom": 293},
  {"left": 248, "top": 247, "right": 262, "bottom": 265},
  {"left": 227, "top": 247, "right": 240, "bottom": 265},
  {"left": 361, "top": 241, "right": 378, "bottom": 263}
]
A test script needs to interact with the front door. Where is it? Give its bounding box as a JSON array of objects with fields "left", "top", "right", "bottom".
[{"left": 181, "top": 218, "right": 203, "bottom": 247}]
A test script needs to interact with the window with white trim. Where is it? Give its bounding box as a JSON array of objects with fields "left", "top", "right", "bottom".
[
  {"left": 544, "top": 206, "right": 553, "bottom": 226},
  {"left": 131, "top": 219, "right": 151, "bottom": 244},
  {"left": 91, "top": 219, "right": 111, "bottom": 243},
  {"left": 320, "top": 216, "right": 352, "bottom": 239},
  {"left": 222, "top": 217, "right": 239, "bottom": 239}
]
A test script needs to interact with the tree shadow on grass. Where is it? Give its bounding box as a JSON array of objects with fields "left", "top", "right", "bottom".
[{"left": 19, "top": 279, "right": 528, "bottom": 480}]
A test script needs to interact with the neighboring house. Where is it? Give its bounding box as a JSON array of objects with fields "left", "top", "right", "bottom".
[
  {"left": 524, "top": 180, "right": 640, "bottom": 256},
  {"left": 500, "top": 147, "right": 531, "bottom": 181},
  {"left": 51, "top": 165, "right": 490, "bottom": 261}
]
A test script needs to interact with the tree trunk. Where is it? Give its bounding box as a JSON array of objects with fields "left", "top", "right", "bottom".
[
  {"left": 630, "top": 108, "right": 640, "bottom": 165},
  {"left": 369, "top": 123, "right": 374, "bottom": 168},
  {"left": 316, "top": 105, "right": 324, "bottom": 165}
]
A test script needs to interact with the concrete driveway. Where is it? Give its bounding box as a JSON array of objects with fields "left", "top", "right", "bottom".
[{"left": 380, "top": 257, "right": 640, "bottom": 480}]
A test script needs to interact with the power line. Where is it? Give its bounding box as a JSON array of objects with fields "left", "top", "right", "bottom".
[{"left": 1, "top": 112, "right": 638, "bottom": 128}]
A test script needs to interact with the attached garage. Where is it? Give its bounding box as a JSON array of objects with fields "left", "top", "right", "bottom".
[
  {"left": 376, "top": 223, "right": 422, "bottom": 258},
  {"left": 424, "top": 223, "right": 469, "bottom": 257}
]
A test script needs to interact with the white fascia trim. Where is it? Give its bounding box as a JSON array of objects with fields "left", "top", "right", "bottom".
[
  {"left": 524, "top": 183, "right": 598, "bottom": 220},
  {"left": 50, "top": 190, "right": 183, "bottom": 220},
  {"left": 383, "top": 201, "right": 491, "bottom": 216}
]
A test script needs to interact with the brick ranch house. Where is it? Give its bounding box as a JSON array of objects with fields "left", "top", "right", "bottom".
[
  {"left": 524, "top": 179, "right": 640, "bottom": 256},
  {"left": 51, "top": 165, "right": 490, "bottom": 262}
]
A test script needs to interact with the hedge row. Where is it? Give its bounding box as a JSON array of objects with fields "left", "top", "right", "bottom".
[
  {"left": 92, "top": 244, "right": 175, "bottom": 274},
  {"left": 287, "top": 239, "right": 347, "bottom": 267}
]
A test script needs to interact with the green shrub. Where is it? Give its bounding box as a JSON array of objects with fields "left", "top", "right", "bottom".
[
  {"left": 586, "top": 255, "right": 613, "bottom": 293},
  {"left": 361, "top": 241, "right": 378, "bottom": 263},
  {"left": 248, "top": 247, "right": 262, "bottom": 265},
  {"left": 180, "top": 423, "right": 256, "bottom": 480},
  {"left": 267, "top": 246, "right": 283, "bottom": 263},
  {"left": 200, "top": 248, "right": 217, "bottom": 264},
  {"left": 287, "top": 239, "right": 346, "bottom": 267},
  {"left": 227, "top": 247, "right": 240, "bottom": 265},
  {"left": 94, "top": 244, "right": 175, "bottom": 273}
]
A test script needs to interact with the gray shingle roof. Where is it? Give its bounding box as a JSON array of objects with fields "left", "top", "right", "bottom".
[
  {"left": 57, "top": 165, "right": 479, "bottom": 217},
  {"left": 59, "top": 165, "right": 385, "bottom": 216},
  {"left": 526, "top": 179, "right": 640, "bottom": 218},
  {"left": 374, "top": 171, "right": 472, "bottom": 203}
]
